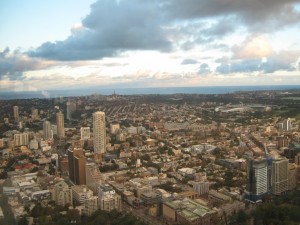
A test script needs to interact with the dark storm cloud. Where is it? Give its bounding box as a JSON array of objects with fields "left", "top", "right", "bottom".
[
  {"left": 29, "top": 0, "right": 171, "bottom": 61},
  {"left": 181, "top": 59, "right": 198, "bottom": 65}
]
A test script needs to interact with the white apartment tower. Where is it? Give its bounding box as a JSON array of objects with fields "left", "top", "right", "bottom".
[
  {"left": 56, "top": 111, "right": 65, "bottom": 138},
  {"left": 93, "top": 111, "right": 106, "bottom": 154},
  {"left": 43, "top": 120, "right": 52, "bottom": 140}
]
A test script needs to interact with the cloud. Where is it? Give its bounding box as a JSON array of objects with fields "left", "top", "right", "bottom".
[
  {"left": 216, "top": 50, "right": 299, "bottom": 74},
  {"left": 233, "top": 34, "right": 273, "bottom": 59},
  {"left": 164, "top": 0, "right": 300, "bottom": 29},
  {"left": 198, "top": 63, "right": 211, "bottom": 75},
  {"left": 29, "top": 0, "right": 172, "bottom": 61},
  {"left": 181, "top": 59, "right": 198, "bottom": 65},
  {"left": 0, "top": 47, "right": 53, "bottom": 80}
]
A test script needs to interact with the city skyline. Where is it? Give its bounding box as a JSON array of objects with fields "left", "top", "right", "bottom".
[{"left": 1, "top": 0, "right": 300, "bottom": 92}]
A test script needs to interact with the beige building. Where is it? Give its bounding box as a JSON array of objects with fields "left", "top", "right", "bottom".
[
  {"left": 43, "top": 120, "right": 52, "bottom": 140},
  {"left": 71, "top": 185, "right": 93, "bottom": 204},
  {"left": 272, "top": 157, "right": 289, "bottom": 195},
  {"left": 53, "top": 181, "right": 72, "bottom": 206},
  {"left": 14, "top": 133, "right": 29, "bottom": 146},
  {"left": 288, "top": 163, "right": 297, "bottom": 190},
  {"left": 84, "top": 196, "right": 98, "bottom": 216},
  {"left": 98, "top": 184, "right": 121, "bottom": 211},
  {"left": 80, "top": 127, "right": 90, "bottom": 140},
  {"left": 93, "top": 111, "right": 106, "bottom": 154},
  {"left": 13, "top": 106, "right": 19, "bottom": 121},
  {"left": 85, "top": 163, "right": 102, "bottom": 194},
  {"left": 56, "top": 111, "right": 65, "bottom": 138}
]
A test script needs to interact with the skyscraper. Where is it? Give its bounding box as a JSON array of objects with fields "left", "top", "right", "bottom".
[
  {"left": 68, "top": 148, "right": 85, "bottom": 185},
  {"left": 13, "top": 106, "right": 19, "bottom": 121},
  {"left": 272, "top": 157, "right": 288, "bottom": 195},
  {"left": 66, "top": 101, "right": 76, "bottom": 120},
  {"left": 56, "top": 111, "right": 65, "bottom": 138},
  {"left": 43, "top": 120, "right": 52, "bottom": 140},
  {"left": 245, "top": 157, "right": 272, "bottom": 203},
  {"left": 93, "top": 111, "right": 106, "bottom": 154}
]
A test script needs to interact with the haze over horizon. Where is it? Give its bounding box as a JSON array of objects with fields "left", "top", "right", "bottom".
[{"left": 1, "top": 0, "right": 300, "bottom": 92}]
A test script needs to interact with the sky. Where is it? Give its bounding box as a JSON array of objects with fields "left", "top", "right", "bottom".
[{"left": 1, "top": 0, "right": 300, "bottom": 92}]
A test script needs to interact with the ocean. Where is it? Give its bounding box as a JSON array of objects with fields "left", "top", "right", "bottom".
[{"left": 0, "top": 85, "right": 300, "bottom": 100}]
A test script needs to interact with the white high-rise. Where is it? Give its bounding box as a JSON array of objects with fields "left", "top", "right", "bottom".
[{"left": 93, "top": 111, "right": 106, "bottom": 154}]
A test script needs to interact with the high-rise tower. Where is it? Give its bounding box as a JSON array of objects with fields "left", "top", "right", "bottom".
[
  {"left": 93, "top": 111, "right": 106, "bottom": 154},
  {"left": 43, "top": 120, "right": 52, "bottom": 140},
  {"left": 56, "top": 111, "right": 65, "bottom": 138},
  {"left": 13, "top": 106, "right": 19, "bottom": 122}
]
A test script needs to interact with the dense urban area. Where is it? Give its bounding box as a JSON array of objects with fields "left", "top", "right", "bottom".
[{"left": 0, "top": 89, "right": 300, "bottom": 225}]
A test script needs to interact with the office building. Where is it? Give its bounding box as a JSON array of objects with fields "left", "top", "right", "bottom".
[
  {"left": 288, "top": 163, "right": 297, "bottom": 190},
  {"left": 67, "top": 101, "right": 76, "bottom": 120},
  {"left": 53, "top": 181, "right": 72, "bottom": 206},
  {"left": 93, "top": 111, "right": 106, "bottom": 154},
  {"left": 245, "top": 157, "right": 272, "bottom": 203},
  {"left": 74, "top": 155, "right": 86, "bottom": 185},
  {"left": 14, "top": 133, "right": 29, "bottom": 146},
  {"left": 272, "top": 157, "right": 288, "bottom": 195},
  {"left": 193, "top": 181, "right": 210, "bottom": 196},
  {"left": 68, "top": 148, "right": 85, "bottom": 185},
  {"left": 43, "top": 120, "right": 52, "bottom": 140},
  {"left": 13, "top": 106, "right": 19, "bottom": 121},
  {"left": 81, "top": 127, "right": 91, "bottom": 140},
  {"left": 85, "top": 163, "right": 102, "bottom": 194},
  {"left": 98, "top": 184, "right": 121, "bottom": 211},
  {"left": 56, "top": 111, "right": 65, "bottom": 138}
]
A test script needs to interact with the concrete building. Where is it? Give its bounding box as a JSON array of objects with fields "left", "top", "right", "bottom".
[
  {"left": 31, "top": 108, "right": 39, "bottom": 121},
  {"left": 245, "top": 157, "right": 272, "bottom": 203},
  {"left": 272, "top": 157, "right": 289, "bottom": 195},
  {"left": 110, "top": 123, "right": 120, "bottom": 134},
  {"left": 13, "top": 106, "right": 19, "bottom": 121},
  {"left": 74, "top": 155, "right": 86, "bottom": 185},
  {"left": 98, "top": 184, "right": 121, "bottom": 211},
  {"left": 163, "top": 198, "right": 216, "bottom": 225},
  {"left": 288, "top": 163, "right": 297, "bottom": 190},
  {"left": 56, "top": 111, "right": 65, "bottom": 138},
  {"left": 84, "top": 196, "right": 99, "bottom": 216},
  {"left": 67, "top": 101, "right": 76, "bottom": 120},
  {"left": 14, "top": 133, "right": 29, "bottom": 146},
  {"left": 68, "top": 148, "right": 85, "bottom": 185},
  {"left": 43, "top": 120, "right": 52, "bottom": 140},
  {"left": 193, "top": 181, "right": 210, "bottom": 196},
  {"left": 93, "top": 111, "right": 106, "bottom": 154},
  {"left": 53, "top": 181, "right": 72, "bottom": 206},
  {"left": 85, "top": 163, "right": 102, "bottom": 194},
  {"left": 71, "top": 185, "right": 93, "bottom": 204},
  {"left": 81, "top": 127, "right": 91, "bottom": 140}
]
